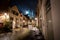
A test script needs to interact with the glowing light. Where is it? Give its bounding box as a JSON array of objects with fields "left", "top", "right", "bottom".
[
  {"left": 25, "top": 11, "right": 29, "bottom": 14},
  {"left": 35, "top": 18, "right": 37, "bottom": 20},
  {"left": 4, "top": 13, "right": 9, "bottom": 19},
  {"left": 4, "top": 13, "right": 7, "bottom": 16},
  {"left": 23, "top": 20, "right": 25, "bottom": 22}
]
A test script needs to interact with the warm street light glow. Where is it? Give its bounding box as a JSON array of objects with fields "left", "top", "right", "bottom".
[
  {"left": 32, "top": 20, "right": 34, "bottom": 23},
  {"left": 13, "top": 21, "right": 15, "bottom": 29},
  {"left": 23, "top": 20, "right": 25, "bottom": 22},
  {"left": 4, "top": 13, "right": 9, "bottom": 19},
  {"left": 0, "top": 15, "right": 5, "bottom": 22},
  {"left": 4, "top": 13, "right": 7, "bottom": 16},
  {"left": 35, "top": 17, "right": 37, "bottom": 20},
  {"left": 0, "top": 13, "right": 10, "bottom": 22}
]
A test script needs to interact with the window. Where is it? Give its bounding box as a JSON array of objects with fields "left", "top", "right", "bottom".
[{"left": 12, "top": 10, "right": 18, "bottom": 16}]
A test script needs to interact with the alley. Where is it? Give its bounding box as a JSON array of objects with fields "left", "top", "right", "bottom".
[
  {"left": 0, "top": 0, "right": 60, "bottom": 40},
  {"left": 0, "top": 28, "right": 44, "bottom": 40},
  {"left": 0, "top": 28, "right": 30, "bottom": 40}
]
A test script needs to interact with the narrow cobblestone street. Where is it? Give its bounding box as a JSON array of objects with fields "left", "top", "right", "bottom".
[
  {"left": 0, "top": 0, "right": 60, "bottom": 40},
  {"left": 0, "top": 28, "right": 30, "bottom": 40}
]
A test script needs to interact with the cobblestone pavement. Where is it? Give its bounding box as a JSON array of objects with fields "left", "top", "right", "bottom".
[
  {"left": 0, "top": 33, "right": 12, "bottom": 40},
  {"left": 0, "top": 28, "right": 45, "bottom": 40},
  {"left": 0, "top": 28, "right": 30, "bottom": 40}
]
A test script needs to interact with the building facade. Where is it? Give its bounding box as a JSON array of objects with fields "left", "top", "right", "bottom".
[
  {"left": 38, "top": 0, "right": 60, "bottom": 40},
  {"left": 0, "top": 5, "right": 29, "bottom": 30}
]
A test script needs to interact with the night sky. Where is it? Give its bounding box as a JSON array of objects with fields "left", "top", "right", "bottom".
[{"left": 10, "top": 0, "right": 38, "bottom": 18}]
